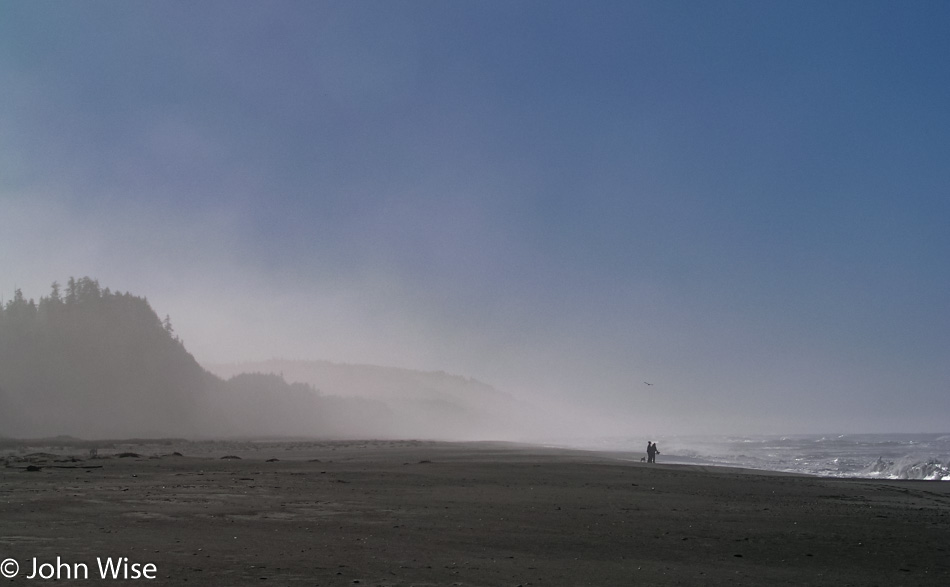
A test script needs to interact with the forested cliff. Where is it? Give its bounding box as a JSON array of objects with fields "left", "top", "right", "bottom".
[{"left": 0, "top": 278, "right": 213, "bottom": 437}]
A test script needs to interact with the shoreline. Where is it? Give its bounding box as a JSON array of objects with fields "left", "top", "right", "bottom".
[
  {"left": 4, "top": 435, "right": 949, "bottom": 482},
  {"left": 3, "top": 439, "right": 949, "bottom": 585}
]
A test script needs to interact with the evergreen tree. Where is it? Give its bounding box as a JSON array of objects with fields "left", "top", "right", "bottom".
[{"left": 66, "top": 277, "right": 78, "bottom": 304}]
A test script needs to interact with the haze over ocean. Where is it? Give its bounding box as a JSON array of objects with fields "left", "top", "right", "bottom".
[{"left": 2, "top": 2, "right": 948, "bottom": 436}]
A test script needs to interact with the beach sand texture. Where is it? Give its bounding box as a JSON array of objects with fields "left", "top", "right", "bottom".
[{"left": 2, "top": 440, "right": 948, "bottom": 586}]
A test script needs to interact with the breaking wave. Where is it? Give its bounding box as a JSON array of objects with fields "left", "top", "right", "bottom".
[{"left": 863, "top": 456, "right": 950, "bottom": 481}]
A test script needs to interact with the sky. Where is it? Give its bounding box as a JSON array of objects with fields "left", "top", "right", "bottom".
[{"left": 2, "top": 1, "right": 949, "bottom": 435}]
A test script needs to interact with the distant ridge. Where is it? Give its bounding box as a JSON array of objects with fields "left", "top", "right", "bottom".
[
  {"left": 205, "top": 359, "right": 512, "bottom": 404},
  {"left": 204, "top": 359, "right": 525, "bottom": 439}
]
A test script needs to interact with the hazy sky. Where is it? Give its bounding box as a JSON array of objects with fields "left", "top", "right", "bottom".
[{"left": 2, "top": 1, "right": 948, "bottom": 435}]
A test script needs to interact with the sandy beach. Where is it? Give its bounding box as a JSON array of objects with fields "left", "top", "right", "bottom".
[{"left": 2, "top": 440, "right": 948, "bottom": 586}]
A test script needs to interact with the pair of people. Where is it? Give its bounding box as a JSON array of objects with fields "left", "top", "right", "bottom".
[{"left": 646, "top": 441, "right": 659, "bottom": 463}]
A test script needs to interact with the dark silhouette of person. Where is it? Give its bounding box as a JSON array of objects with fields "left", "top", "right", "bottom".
[{"left": 647, "top": 441, "right": 657, "bottom": 463}]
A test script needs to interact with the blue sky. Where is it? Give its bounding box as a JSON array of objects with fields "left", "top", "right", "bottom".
[{"left": 2, "top": 1, "right": 948, "bottom": 434}]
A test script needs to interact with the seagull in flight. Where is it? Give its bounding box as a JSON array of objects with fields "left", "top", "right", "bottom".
[{"left": 644, "top": 382, "right": 654, "bottom": 386}]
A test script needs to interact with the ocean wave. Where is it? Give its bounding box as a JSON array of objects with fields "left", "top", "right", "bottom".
[{"left": 862, "top": 457, "right": 950, "bottom": 481}]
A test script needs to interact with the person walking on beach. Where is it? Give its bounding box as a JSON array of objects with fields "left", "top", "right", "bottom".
[{"left": 647, "top": 442, "right": 657, "bottom": 463}]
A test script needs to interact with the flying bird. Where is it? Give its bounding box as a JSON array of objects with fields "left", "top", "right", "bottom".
[{"left": 644, "top": 382, "right": 654, "bottom": 386}]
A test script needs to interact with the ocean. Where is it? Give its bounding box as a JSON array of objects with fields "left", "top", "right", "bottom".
[{"left": 551, "top": 433, "right": 950, "bottom": 480}]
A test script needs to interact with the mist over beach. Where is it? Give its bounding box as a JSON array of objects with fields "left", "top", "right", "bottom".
[{"left": 3, "top": 1, "right": 949, "bottom": 443}]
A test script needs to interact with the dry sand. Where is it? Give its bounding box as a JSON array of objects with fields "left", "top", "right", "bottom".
[{"left": 1, "top": 439, "right": 949, "bottom": 586}]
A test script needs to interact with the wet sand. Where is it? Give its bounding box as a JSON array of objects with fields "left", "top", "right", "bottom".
[{"left": 2, "top": 440, "right": 949, "bottom": 586}]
